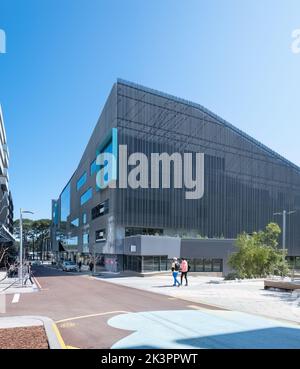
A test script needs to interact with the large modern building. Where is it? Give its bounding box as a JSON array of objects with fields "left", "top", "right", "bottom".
[
  {"left": 0, "top": 105, "right": 14, "bottom": 247},
  {"left": 51, "top": 80, "right": 300, "bottom": 275}
]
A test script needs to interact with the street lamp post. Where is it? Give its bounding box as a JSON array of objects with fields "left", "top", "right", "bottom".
[
  {"left": 273, "top": 210, "right": 296, "bottom": 251},
  {"left": 19, "top": 209, "right": 34, "bottom": 286}
]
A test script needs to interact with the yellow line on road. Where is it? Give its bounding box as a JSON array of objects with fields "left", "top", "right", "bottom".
[
  {"left": 51, "top": 323, "right": 67, "bottom": 349},
  {"left": 66, "top": 345, "right": 80, "bottom": 349},
  {"left": 56, "top": 310, "right": 129, "bottom": 324}
]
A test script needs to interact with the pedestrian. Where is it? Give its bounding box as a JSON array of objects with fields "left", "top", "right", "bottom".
[
  {"left": 24, "top": 262, "right": 34, "bottom": 285},
  {"left": 78, "top": 260, "right": 82, "bottom": 272},
  {"left": 89, "top": 260, "right": 94, "bottom": 273},
  {"left": 180, "top": 258, "right": 189, "bottom": 286},
  {"left": 171, "top": 257, "right": 180, "bottom": 287}
]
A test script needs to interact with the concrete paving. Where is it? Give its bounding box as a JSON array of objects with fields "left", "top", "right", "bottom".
[
  {"left": 97, "top": 274, "right": 300, "bottom": 324},
  {"left": 108, "top": 310, "right": 300, "bottom": 349},
  {"left": 0, "top": 272, "right": 38, "bottom": 294}
]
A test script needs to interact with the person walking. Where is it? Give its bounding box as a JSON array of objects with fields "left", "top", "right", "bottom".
[
  {"left": 180, "top": 258, "right": 189, "bottom": 286},
  {"left": 24, "top": 262, "right": 34, "bottom": 286},
  {"left": 78, "top": 260, "right": 82, "bottom": 272},
  {"left": 171, "top": 257, "right": 181, "bottom": 287}
]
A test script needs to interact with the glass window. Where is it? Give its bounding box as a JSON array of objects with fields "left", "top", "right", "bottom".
[
  {"left": 82, "top": 213, "right": 87, "bottom": 225},
  {"left": 204, "top": 259, "right": 213, "bottom": 272},
  {"left": 91, "top": 199, "right": 109, "bottom": 220},
  {"left": 143, "top": 256, "right": 154, "bottom": 272},
  {"left": 95, "top": 229, "right": 106, "bottom": 242},
  {"left": 80, "top": 188, "right": 92, "bottom": 205},
  {"left": 153, "top": 256, "right": 160, "bottom": 271},
  {"left": 160, "top": 256, "right": 168, "bottom": 271},
  {"left": 90, "top": 159, "right": 98, "bottom": 175},
  {"left": 123, "top": 255, "right": 142, "bottom": 272},
  {"left": 212, "top": 259, "right": 223, "bottom": 272},
  {"left": 82, "top": 231, "right": 89, "bottom": 253},
  {"left": 66, "top": 236, "right": 78, "bottom": 246},
  {"left": 195, "top": 259, "right": 204, "bottom": 272},
  {"left": 76, "top": 172, "right": 87, "bottom": 190},
  {"left": 83, "top": 232, "right": 89, "bottom": 244},
  {"left": 125, "top": 227, "right": 163, "bottom": 237},
  {"left": 60, "top": 182, "right": 71, "bottom": 222},
  {"left": 71, "top": 218, "right": 79, "bottom": 228},
  {"left": 52, "top": 200, "right": 59, "bottom": 225}
]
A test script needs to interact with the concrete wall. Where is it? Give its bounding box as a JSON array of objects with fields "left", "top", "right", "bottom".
[
  {"left": 181, "top": 238, "right": 237, "bottom": 275},
  {"left": 123, "top": 235, "right": 181, "bottom": 259}
]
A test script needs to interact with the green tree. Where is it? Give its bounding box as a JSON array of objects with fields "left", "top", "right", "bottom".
[
  {"left": 31, "top": 219, "right": 51, "bottom": 260},
  {"left": 13, "top": 218, "right": 51, "bottom": 260},
  {"left": 228, "top": 223, "right": 289, "bottom": 279},
  {"left": 255, "top": 222, "right": 281, "bottom": 248}
]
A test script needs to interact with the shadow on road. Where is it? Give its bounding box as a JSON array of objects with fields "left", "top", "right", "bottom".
[
  {"left": 176, "top": 326, "right": 300, "bottom": 349},
  {"left": 32, "top": 265, "right": 89, "bottom": 278}
]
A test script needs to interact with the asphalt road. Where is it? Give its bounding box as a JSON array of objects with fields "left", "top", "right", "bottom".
[{"left": 3, "top": 266, "right": 221, "bottom": 349}]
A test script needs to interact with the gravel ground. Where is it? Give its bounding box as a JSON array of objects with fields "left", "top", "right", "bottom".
[{"left": 0, "top": 326, "right": 49, "bottom": 349}]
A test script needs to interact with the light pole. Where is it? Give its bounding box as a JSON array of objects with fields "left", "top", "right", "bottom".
[
  {"left": 19, "top": 209, "right": 34, "bottom": 286},
  {"left": 273, "top": 210, "right": 296, "bottom": 251}
]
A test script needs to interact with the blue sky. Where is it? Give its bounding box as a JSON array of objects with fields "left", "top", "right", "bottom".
[{"left": 0, "top": 0, "right": 299, "bottom": 220}]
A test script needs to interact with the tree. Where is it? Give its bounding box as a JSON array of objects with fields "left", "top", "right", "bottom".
[
  {"left": 13, "top": 218, "right": 51, "bottom": 260},
  {"left": 228, "top": 223, "right": 289, "bottom": 279},
  {"left": 31, "top": 219, "right": 51, "bottom": 260},
  {"left": 0, "top": 246, "right": 8, "bottom": 264},
  {"left": 255, "top": 222, "right": 281, "bottom": 248}
]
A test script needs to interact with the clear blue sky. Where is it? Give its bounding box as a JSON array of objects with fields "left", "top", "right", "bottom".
[{"left": 0, "top": 0, "right": 299, "bottom": 220}]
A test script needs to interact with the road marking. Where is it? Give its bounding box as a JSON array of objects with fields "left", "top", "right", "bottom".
[
  {"left": 33, "top": 276, "right": 42, "bottom": 289},
  {"left": 56, "top": 310, "right": 129, "bottom": 324},
  {"left": 66, "top": 345, "right": 80, "bottom": 349},
  {"left": 168, "top": 297, "right": 178, "bottom": 300},
  {"left": 59, "top": 322, "right": 76, "bottom": 328},
  {"left": 12, "top": 293, "right": 20, "bottom": 304},
  {"left": 51, "top": 323, "right": 67, "bottom": 349}
]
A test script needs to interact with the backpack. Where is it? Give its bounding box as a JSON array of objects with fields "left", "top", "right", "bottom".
[{"left": 174, "top": 262, "right": 180, "bottom": 271}]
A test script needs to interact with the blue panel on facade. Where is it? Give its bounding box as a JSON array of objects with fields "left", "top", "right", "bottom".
[{"left": 76, "top": 172, "right": 87, "bottom": 190}]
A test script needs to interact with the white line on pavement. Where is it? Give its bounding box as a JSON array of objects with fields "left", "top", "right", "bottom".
[{"left": 12, "top": 293, "right": 20, "bottom": 304}]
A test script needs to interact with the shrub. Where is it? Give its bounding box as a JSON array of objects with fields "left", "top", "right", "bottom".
[{"left": 228, "top": 223, "right": 289, "bottom": 279}]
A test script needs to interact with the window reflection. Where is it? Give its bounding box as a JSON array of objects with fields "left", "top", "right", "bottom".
[
  {"left": 60, "top": 182, "right": 70, "bottom": 222},
  {"left": 76, "top": 172, "right": 87, "bottom": 190},
  {"left": 80, "top": 188, "right": 92, "bottom": 205}
]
